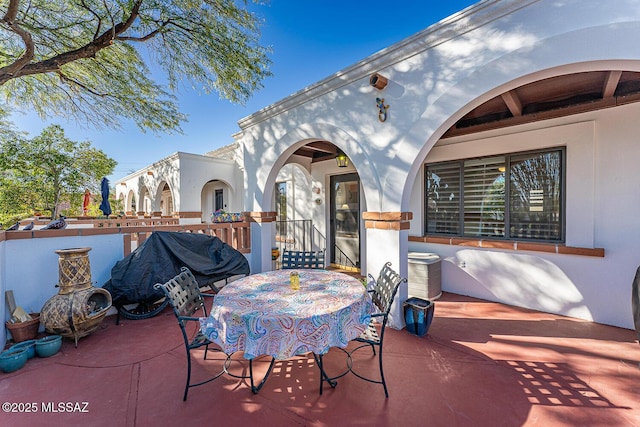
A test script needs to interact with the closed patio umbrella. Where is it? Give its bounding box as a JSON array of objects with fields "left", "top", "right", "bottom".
[{"left": 99, "top": 178, "right": 112, "bottom": 216}]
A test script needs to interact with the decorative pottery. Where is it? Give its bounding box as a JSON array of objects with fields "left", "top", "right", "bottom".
[
  {"left": 5, "top": 313, "right": 40, "bottom": 343},
  {"left": 41, "top": 248, "right": 112, "bottom": 347},
  {"left": 0, "top": 348, "right": 28, "bottom": 373},
  {"left": 10, "top": 339, "right": 36, "bottom": 359},
  {"left": 35, "top": 335, "right": 62, "bottom": 357}
]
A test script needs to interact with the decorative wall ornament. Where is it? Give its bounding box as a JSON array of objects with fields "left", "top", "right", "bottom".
[{"left": 376, "top": 97, "right": 389, "bottom": 122}]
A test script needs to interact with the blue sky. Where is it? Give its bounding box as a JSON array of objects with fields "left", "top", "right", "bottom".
[{"left": 10, "top": 1, "right": 477, "bottom": 183}]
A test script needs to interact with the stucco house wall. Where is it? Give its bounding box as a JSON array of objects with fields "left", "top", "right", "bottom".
[
  {"left": 235, "top": 0, "right": 640, "bottom": 329},
  {"left": 409, "top": 103, "right": 640, "bottom": 328},
  {"left": 116, "top": 151, "right": 242, "bottom": 223}
]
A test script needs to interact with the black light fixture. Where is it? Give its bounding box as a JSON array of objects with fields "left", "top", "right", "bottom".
[{"left": 336, "top": 151, "right": 349, "bottom": 168}]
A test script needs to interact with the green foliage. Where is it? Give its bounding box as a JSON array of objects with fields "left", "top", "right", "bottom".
[
  {"left": 0, "top": 0, "right": 272, "bottom": 132},
  {"left": 0, "top": 124, "right": 117, "bottom": 219}
]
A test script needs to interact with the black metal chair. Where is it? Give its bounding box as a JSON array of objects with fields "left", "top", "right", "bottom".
[
  {"left": 281, "top": 250, "right": 325, "bottom": 269},
  {"left": 153, "top": 267, "right": 224, "bottom": 401},
  {"left": 348, "top": 262, "right": 406, "bottom": 398}
]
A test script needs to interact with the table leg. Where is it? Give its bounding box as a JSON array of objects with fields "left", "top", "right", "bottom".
[
  {"left": 314, "top": 353, "right": 340, "bottom": 395},
  {"left": 250, "top": 357, "right": 276, "bottom": 394}
]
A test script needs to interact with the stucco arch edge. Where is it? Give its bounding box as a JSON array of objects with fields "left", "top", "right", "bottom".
[
  {"left": 400, "top": 21, "right": 640, "bottom": 210},
  {"left": 258, "top": 123, "right": 383, "bottom": 212}
]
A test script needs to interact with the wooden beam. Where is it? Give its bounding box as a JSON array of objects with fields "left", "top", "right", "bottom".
[
  {"left": 603, "top": 70, "right": 622, "bottom": 98},
  {"left": 501, "top": 90, "right": 522, "bottom": 117},
  {"left": 443, "top": 96, "right": 621, "bottom": 138},
  {"left": 306, "top": 141, "right": 337, "bottom": 154}
]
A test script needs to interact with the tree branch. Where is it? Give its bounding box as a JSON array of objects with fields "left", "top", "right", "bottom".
[
  {"left": 0, "top": 0, "right": 145, "bottom": 85},
  {"left": 57, "top": 71, "right": 108, "bottom": 97},
  {"left": 116, "top": 20, "right": 170, "bottom": 42},
  {"left": 0, "top": 0, "right": 35, "bottom": 79}
]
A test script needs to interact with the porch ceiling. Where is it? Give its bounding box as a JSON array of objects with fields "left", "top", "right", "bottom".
[
  {"left": 292, "top": 140, "right": 338, "bottom": 162},
  {"left": 290, "top": 70, "right": 640, "bottom": 155},
  {"left": 443, "top": 70, "right": 640, "bottom": 138}
]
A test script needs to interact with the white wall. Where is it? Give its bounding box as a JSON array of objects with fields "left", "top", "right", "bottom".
[
  {"left": 177, "top": 152, "right": 242, "bottom": 213},
  {"left": 408, "top": 103, "right": 640, "bottom": 329},
  {"left": 1, "top": 235, "right": 124, "bottom": 345},
  {"left": 234, "top": 0, "right": 640, "bottom": 329}
]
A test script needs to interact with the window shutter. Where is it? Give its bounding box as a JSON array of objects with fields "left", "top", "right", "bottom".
[
  {"left": 463, "top": 156, "right": 506, "bottom": 237},
  {"left": 426, "top": 163, "right": 461, "bottom": 234}
]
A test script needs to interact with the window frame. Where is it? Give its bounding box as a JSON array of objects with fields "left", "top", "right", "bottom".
[{"left": 425, "top": 147, "right": 566, "bottom": 243}]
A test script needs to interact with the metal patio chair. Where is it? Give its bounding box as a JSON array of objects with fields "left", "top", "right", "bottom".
[
  {"left": 281, "top": 250, "right": 325, "bottom": 269},
  {"left": 153, "top": 267, "right": 224, "bottom": 401},
  {"left": 349, "top": 262, "right": 406, "bottom": 398}
]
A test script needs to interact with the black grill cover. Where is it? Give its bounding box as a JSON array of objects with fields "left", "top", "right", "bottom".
[{"left": 103, "top": 231, "right": 250, "bottom": 306}]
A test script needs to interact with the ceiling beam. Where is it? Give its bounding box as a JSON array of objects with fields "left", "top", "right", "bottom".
[
  {"left": 306, "top": 141, "right": 337, "bottom": 154},
  {"left": 501, "top": 90, "right": 522, "bottom": 117},
  {"left": 602, "top": 70, "right": 622, "bottom": 98}
]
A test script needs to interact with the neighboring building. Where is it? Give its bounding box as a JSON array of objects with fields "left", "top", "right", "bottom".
[
  {"left": 115, "top": 147, "right": 243, "bottom": 224},
  {"left": 119, "top": 0, "right": 640, "bottom": 330}
]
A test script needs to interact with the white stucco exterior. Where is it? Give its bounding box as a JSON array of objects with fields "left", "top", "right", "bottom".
[
  {"left": 96, "top": 0, "right": 640, "bottom": 330},
  {"left": 234, "top": 0, "right": 640, "bottom": 329},
  {"left": 115, "top": 150, "right": 243, "bottom": 223}
]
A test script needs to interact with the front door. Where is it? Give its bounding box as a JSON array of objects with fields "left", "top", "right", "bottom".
[{"left": 330, "top": 173, "right": 360, "bottom": 268}]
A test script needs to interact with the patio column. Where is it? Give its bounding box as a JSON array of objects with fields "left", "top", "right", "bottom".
[
  {"left": 363, "top": 212, "right": 412, "bottom": 330},
  {"left": 248, "top": 211, "right": 277, "bottom": 273}
]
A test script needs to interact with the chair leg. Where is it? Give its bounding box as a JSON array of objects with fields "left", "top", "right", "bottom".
[
  {"left": 184, "top": 350, "right": 192, "bottom": 401},
  {"left": 377, "top": 346, "right": 388, "bottom": 398}
]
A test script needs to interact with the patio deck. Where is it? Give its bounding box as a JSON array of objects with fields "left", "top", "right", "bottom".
[{"left": 1, "top": 292, "right": 639, "bottom": 427}]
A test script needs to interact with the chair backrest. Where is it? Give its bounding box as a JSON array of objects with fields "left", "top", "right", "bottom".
[
  {"left": 281, "top": 250, "right": 325, "bottom": 269},
  {"left": 154, "top": 267, "right": 206, "bottom": 319},
  {"left": 369, "top": 262, "right": 406, "bottom": 314}
]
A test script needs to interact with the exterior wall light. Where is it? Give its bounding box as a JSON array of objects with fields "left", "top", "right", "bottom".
[
  {"left": 336, "top": 151, "right": 350, "bottom": 168},
  {"left": 370, "top": 73, "right": 388, "bottom": 90}
]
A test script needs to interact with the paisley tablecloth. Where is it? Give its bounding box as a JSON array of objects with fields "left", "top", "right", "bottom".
[{"left": 199, "top": 269, "right": 373, "bottom": 360}]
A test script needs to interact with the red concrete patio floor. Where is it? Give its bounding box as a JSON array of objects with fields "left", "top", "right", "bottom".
[{"left": 1, "top": 292, "right": 639, "bottom": 427}]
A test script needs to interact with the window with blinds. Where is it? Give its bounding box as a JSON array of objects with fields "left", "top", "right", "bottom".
[{"left": 425, "top": 148, "right": 564, "bottom": 242}]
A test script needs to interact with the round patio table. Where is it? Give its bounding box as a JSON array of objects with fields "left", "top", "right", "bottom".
[{"left": 199, "top": 269, "right": 372, "bottom": 360}]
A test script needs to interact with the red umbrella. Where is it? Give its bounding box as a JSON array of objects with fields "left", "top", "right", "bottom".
[{"left": 83, "top": 189, "right": 91, "bottom": 215}]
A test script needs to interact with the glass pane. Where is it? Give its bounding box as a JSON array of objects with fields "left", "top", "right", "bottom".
[
  {"left": 509, "top": 150, "right": 562, "bottom": 241},
  {"left": 463, "top": 156, "right": 505, "bottom": 237},
  {"left": 332, "top": 174, "right": 360, "bottom": 267},
  {"left": 276, "top": 182, "right": 287, "bottom": 235},
  {"left": 426, "top": 163, "right": 461, "bottom": 234}
]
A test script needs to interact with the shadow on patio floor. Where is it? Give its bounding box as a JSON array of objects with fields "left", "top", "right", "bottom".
[{"left": 1, "top": 292, "right": 639, "bottom": 427}]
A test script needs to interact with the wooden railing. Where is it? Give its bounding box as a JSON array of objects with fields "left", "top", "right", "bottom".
[
  {"left": 122, "top": 222, "right": 251, "bottom": 256},
  {"left": 0, "top": 221, "right": 251, "bottom": 256}
]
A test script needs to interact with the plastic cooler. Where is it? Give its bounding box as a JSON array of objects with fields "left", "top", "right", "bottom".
[{"left": 403, "top": 297, "right": 435, "bottom": 337}]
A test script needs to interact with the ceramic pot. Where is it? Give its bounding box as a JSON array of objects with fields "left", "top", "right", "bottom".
[
  {"left": 10, "top": 340, "right": 36, "bottom": 359},
  {"left": 0, "top": 348, "right": 28, "bottom": 373},
  {"left": 35, "top": 335, "right": 62, "bottom": 358}
]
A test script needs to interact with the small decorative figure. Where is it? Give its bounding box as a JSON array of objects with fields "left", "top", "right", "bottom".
[{"left": 376, "top": 97, "right": 389, "bottom": 122}]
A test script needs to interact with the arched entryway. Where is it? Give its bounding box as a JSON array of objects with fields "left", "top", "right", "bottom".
[
  {"left": 268, "top": 140, "right": 364, "bottom": 271},
  {"left": 155, "top": 182, "right": 174, "bottom": 216},
  {"left": 201, "top": 179, "right": 234, "bottom": 222}
]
